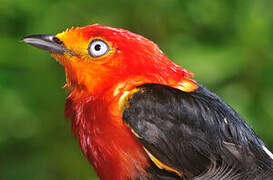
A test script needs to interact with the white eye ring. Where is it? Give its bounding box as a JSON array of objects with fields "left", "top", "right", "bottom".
[{"left": 88, "top": 39, "right": 110, "bottom": 58}]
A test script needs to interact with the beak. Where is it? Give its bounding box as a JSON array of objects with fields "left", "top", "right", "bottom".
[{"left": 22, "top": 34, "right": 66, "bottom": 54}]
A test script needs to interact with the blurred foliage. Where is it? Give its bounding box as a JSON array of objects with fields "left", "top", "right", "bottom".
[{"left": 0, "top": 0, "right": 273, "bottom": 179}]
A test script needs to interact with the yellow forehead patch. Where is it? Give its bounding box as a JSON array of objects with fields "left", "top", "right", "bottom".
[{"left": 56, "top": 29, "right": 115, "bottom": 62}]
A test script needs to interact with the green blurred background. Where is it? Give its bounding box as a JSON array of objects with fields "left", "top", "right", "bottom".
[{"left": 0, "top": 0, "right": 273, "bottom": 179}]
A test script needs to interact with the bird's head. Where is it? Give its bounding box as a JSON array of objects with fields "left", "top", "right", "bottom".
[{"left": 23, "top": 24, "right": 195, "bottom": 95}]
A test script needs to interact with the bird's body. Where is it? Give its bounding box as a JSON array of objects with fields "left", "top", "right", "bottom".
[{"left": 23, "top": 24, "right": 273, "bottom": 179}]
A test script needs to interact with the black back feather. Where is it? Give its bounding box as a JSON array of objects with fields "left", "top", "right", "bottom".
[{"left": 122, "top": 83, "right": 273, "bottom": 179}]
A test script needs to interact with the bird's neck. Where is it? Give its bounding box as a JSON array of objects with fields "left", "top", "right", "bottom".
[
  {"left": 64, "top": 73, "right": 197, "bottom": 179},
  {"left": 65, "top": 88, "right": 151, "bottom": 180}
]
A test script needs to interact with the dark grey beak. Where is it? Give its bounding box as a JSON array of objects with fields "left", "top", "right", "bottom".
[{"left": 22, "top": 34, "right": 66, "bottom": 54}]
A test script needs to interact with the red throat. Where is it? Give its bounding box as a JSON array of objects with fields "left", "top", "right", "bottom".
[
  {"left": 64, "top": 74, "right": 197, "bottom": 180},
  {"left": 65, "top": 87, "right": 151, "bottom": 180}
]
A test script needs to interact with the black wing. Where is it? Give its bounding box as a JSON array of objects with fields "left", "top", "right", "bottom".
[{"left": 122, "top": 83, "right": 273, "bottom": 179}]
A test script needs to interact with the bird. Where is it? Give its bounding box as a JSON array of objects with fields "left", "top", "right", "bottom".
[{"left": 23, "top": 24, "right": 273, "bottom": 180}]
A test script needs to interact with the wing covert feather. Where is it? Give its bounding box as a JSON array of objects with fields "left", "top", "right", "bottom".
[{"left": 122, "top": 83, "right": 273, "bottom": 179}]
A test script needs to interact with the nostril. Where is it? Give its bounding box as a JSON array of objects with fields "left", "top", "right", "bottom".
[{"left": 53, "top": 36, "right": 63, "bottom": 45}]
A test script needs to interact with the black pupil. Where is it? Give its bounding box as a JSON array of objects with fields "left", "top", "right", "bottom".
[{"left": 94, "top": 44, "right": 101, "bottom": 51}]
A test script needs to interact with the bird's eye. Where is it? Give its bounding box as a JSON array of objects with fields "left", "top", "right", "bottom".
[{"left": 88, "top": 39, "right": 110, "bottom": 58}]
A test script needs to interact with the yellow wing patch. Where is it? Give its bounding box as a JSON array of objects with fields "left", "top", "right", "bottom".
[
  {"left": 130, "top": 127, "right": 142, "bottom": 139},
  {"left": 118, "top": 88, "right": 141, "bottom": 113},
  {"left": 175, "top": 79, "right": 198, "bottom": 92},
  {"left": 119, "top": 87, "right": 183, "bottom": 177},
  {"left": 127, "top": 123, "right": 183, "bottom": 177},
  {"left": 143, "top": 148, "right": 183, "bottom": 177}
]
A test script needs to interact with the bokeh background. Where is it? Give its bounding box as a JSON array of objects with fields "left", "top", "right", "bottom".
[{"left": 1, "top": 0, "right": 273, "bottom": 179}]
